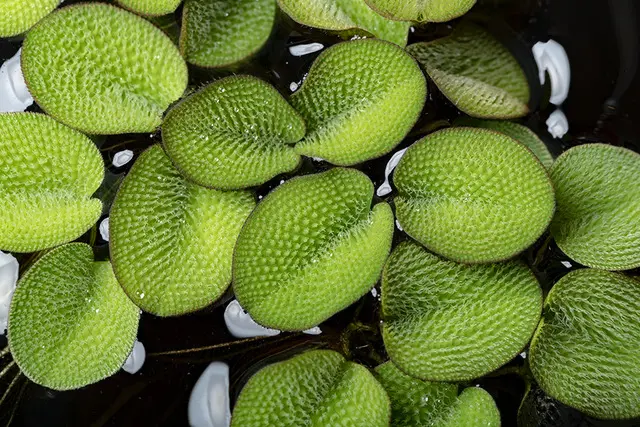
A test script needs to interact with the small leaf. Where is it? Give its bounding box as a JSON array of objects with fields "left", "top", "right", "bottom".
[
  {"left": 231, "top": 350, "right": 390, "bottom": 427},
  {"left": 291, "top": 39, "right": 426, "bottom": 166},
  {"left": 394, "top": 127, "right": 555, "bottom": 263},
  {"left": 180, "top": 0, "right": 276, "bottom": 68},
  {"left": 0, "top": 113, "right": 103, "bottom": 253},
  {"left": 407, "top": 23, "right": 529, "bottom": 119},
  {"left": 163, "top": 76, "right": 306, "bottom": 190},
  {"left": 277, "top": 0, "right": 410, "bottom": 46},
  {"left": 365, "top": 0, "right": 476, "bottom": 22},
  {"left": 456, "top": 118, "right": 554, "bottom": 169},
  {"left": 116, "top": 0, "right": 182, "bottom": 16},
  {"left": 233, "top": 168, "right": 394, "bottom": 330},
  {"left": 8, "top": 243, "right": 140, "bottom": 390},
  {"left": 375, "top": 362, "right": 500, "bottom": 427},
  {"left": 529, "top": 269, "right": 640, "bottom": 419},
  {"left": 0, "top": 0, "right": 58, "bottom": 37},
  {"left": 22, "top": 3, "right": 188, "bottom": 134},
  {"left": 381, "top": 241, "right": 542, "bottom": 381},
  {"left": 550, "top": 143, "right": 640, "bottom": 270},
  {"left": 110, "top": 145, "right": 255, "bottom": 316}
]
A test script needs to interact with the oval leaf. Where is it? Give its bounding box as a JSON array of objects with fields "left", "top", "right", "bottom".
[
  {"left": 180, "top": 0, "right": 276, "bottom": 68},
  {"left": 375, "top": 362, "right": 500, "bottom": 427},
  {"left": 550, "top": 143, "right": 640, "bottom": 270},
  {"left": 394, "top": 127, "right": 555, "bottom": 263},
  {"left": 0, "top": 0, "right": 58, "bottom": 37},
  {"left": 116, "top": 0, "right": 182, "bottom": 16},
  {"left": 110, "top": 145, "right": 255, "bottom": 316},
  {"left": 381, "top": 241, "right": 542, "bottom": 381},
  {"left": 231, "top": 350, "right": 390, "bottom": 427},
  {"left": 529, "top": 269, "right": 640, "bottom": 419},
  {"left": 22, "top": 3, "right": 188, "bottom": 134},
  {"left": 407, "top": 23, "right": 529, "bottom": 119},
  {"left": 365, "top": 0, "right": 476, "bottom": 23},
  {"left": 0, "top": 113, "right": 103, "bottom": 253},
  {"left": 277, "top": 0, "right": 410, "bottom": 46},
  {"left": 291, "top": 39, "right": 426, "bottom": 165},
  {"left": 233, "top": 168, "right": 394, "bottom": 330},
  {"left": 8, "top": 243, "right": 140, "bottom": 390},
  {"left": 163, "top": 76, "right": 306, "bottom": 190},
  {"left": 456, "top": 118, "right": 554, "bottom": 169}
]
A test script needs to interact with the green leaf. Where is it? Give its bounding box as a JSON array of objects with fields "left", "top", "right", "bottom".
[
  {"left": 365, "top": 0, "right": 476, "bottom": 22},
  {"left": 22, "top": 3, "right": 188, "bottom": 134},
  {"left": 394, "top": 127, "right": 555, "bottom": 263},
  {"left": 233, "top": 168, "right": 394, "bottom": 330},
  {"left": 549, "top": 144, "right": 640, "bottom": 270},
  {"left": 8, "top": 243, "right": 140, "bottom": 390},
  {"left": 529, "top": 269, "right": 640, "bottom": 419},
  {"left": 0, "top": 0, "right": 58, "bottom": 37},
  {"left": 375, "top": 362, "right": 500, "bottom": 427},
  {"left": 231, "top": 350, "right": 391, "bottom": 427},
  {"left": 116, "top": 0, "right": 182, "bottom": 16},
  {"left": 180, "top": 0, "right": 276, "bottom": 68},
  {"left": 110, "top": 145, "right": 255, "bottom": 316},
  {"left": 407, "top": 23, "right": 529, "bottom": 119},
  {"left": 163, "top": 76, "right": 306, "bottom": 190},
  {"left": 381, "top": 241, "right": 542, "bottom": 381},
  {"left": 0, "top": 113, "right": 103, "bottom": 253},
  {"left": 277, "top": 0, "right": 410, "bottom": 46},
  {"left": 455, "top": 118, "right": 554, "bottom": 169},
  {"left": 291, "top": 39, "right": 426, "bottom": 166}
]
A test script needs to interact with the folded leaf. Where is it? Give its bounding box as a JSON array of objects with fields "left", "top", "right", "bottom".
[
  {"left": 116, "top": 0, "right": 182, "bottom": 16},
  {"left": 291, "top": 39, "right": 426, "bottom": 165},
  {"left": 180, "top": 0, "right": 276, "bottom": 67},
  {"left": 407, "top": 23, "right": 529, "bottom": 119},
  {"left": 0, "top": 0, "right": 58, "bottom": 37},
  {"left": 550, "top": 143, "right": 640, "bottom": 270},
  {"left": 110, "top": 145, "right": 255, "bottom": 316},
  {"left": 8, "top": 243, "right": 140, "bottom": 390},
  {"left": 163, "top": 76, "right": 306, "bottom": 190},
  {"left": 277, "top": 0, "right": 410, "bottom": 46},
  {"left": 394, "top": 127, "right": 555, "bottom": 263},
  {"left": 375, "top": 362, "right": 500, "bottom": 427},
  {"left": 365, "top": 0, "right": 476, "bottom": 22},
  {"left": 232, "top": 350, "right": 390, "bottom": 427},
  {"left": 234, "top": 168, "right": 394, "bottom": 330},
  {"left": 381, "top": 241, "right": 542, "bottom": 381},
  {"left": 22, "top": 3, "right": 188, "bottom": 134},
  {"left": 529, "top": 269, "right": 640, "bottom": 419},
  {"left": 0, "top": 113, "right": 103, "bottom": 253}
]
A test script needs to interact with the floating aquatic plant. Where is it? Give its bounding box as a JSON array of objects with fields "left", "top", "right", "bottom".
[
  {"left": 375, "top": 362, "right": 500, "bottom": 427},
  {"left": 550, "top": 143, "right": 640, "bottom": 270},
  {"left": 394, "top": 127, "right": 555, "bottom": 263},
  {"left": 180, "top": 0, "right": 276, "bottom": 68},
  {"left": 110, "top": 145, "right": 255, "bottom": 316},
  {"left": 22, "top": 3, "right": 188, "bottom": 134},
  {"left": 408, "top": 23, "right": 530, "bottom": 119},
  {"left": 277, "top": 0, "right": 410, "bottom": 46},
  {"left": 291, "top": 39, "right": 426, "bottom": 165},
  {"left": 234, "top": 168, "right": 394, "bottom": 330},
  {"left": 0, "top": 113, "right": 103, "bottom": 253},
  {"left": 163, "top": 76, "right": 306, "bottom": 189},
  {"left": 0, "top": 0, "right": 59, "bottom": 37},
  {"left": 365, "top": 0, "right": 476, "bottom": 22},
  {"left": 381, "top": 241, "right": 542, "bottom": 381},
  {"left": 529, "top": 269, "right": 640, "bottom": 419},
  {"left": 231, "top": 350, "right": 390, "bottom": 427},
  {"left": 116, "top": 0, "right": 182, "bottom": 16},
  {"left": 8, "top": 243, "right": 139, "bottom": 390}
]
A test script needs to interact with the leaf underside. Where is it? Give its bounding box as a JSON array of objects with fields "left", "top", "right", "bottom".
[
  {"left": 0, "top": 0, "right": 59, "bottom": 37},
  {"left": 110, "top": 145, "right": 255, "bottom": 316},
  {"left": 233, "top": 168, "right": 394, "bottom": 331},
  {"left": 365, "top": 0, "right": 476, "bottom": 22},
  {"left": 529, "top": 269, "right": 640, "bottom": 419},
  {"left": 8, "top": 243, "right": 140, "bottom": 390},
  {"left": 116, "top": 0, "right": 182, "bottom": 16},
  {"left": 394, "top": 127, "right": 555, "bottom": 263},
  {"left": 381, "top": 241, "right": 542, "bottom": 381}
]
